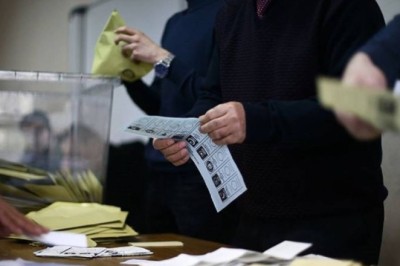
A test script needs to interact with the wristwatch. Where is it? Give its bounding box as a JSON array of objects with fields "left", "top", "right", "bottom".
[{"left": 154, "top": 53, "right": 175, "bottom": 78}]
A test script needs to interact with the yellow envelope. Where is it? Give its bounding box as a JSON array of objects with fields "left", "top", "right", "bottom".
[
  {"left": 0, "top": 168, "right": 47, "bottom": 181},
  {"left": 26, "top": 202, "right": 121, "bottom": 230},
  {"left": 290, "top": 258, "right": 362, "bottom": 266},
  {"left": 23, "top": 184, "right": 77, "bottom": 202},
  {"left": 91, "top": 10, "right": 152, "bottom": 81},
  {"left": 90, "top": 224, "right": 138, "bottom": 240},
  {"left": 0, "top": 182, "right": 44, "bottom": 201}
]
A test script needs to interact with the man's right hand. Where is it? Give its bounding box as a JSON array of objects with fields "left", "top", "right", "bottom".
[
  {"left": 0, "top": 197, "right": 48, "bottom": 237},
  {"left": 153, "top": 139, "right": 190, "bottom": 166},
  {"left": 114, "top": 26, "right": 169, "bottom": 64}
]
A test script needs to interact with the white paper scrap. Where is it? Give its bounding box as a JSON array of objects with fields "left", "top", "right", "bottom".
[
  {"left": 122, "top": 254, "right": 199, "bottom": 266},
  {"left": 263, "top": 241, "right": 312, "bottom": 260},
  {"left": 31, "top": 231, "right": 88, "bottom": 248}
]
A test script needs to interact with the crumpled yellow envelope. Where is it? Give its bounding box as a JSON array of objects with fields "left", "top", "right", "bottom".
[{"left": 91, "top": 10, "right": 152, "bottom": 81}]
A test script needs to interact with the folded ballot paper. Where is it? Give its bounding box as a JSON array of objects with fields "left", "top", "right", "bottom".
[
  {"left": 317, "top": 77, "right": 400, "bottom": 132},
  {"left": 91, "top": 10, "right": 152, "bottom": 81},
  {"left": 122, "top": 240, "right": 311, "bottom": 265},
  {"left": 34, "top": 245, "right": 152, "bottom": 259},
  {"left": 125, "top": 116, "right": 247, "bottom": 212}
]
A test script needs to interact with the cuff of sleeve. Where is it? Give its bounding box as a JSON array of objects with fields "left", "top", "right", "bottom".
[
  {"left": 243, "top": 102, "right": 274, "bottom": 143},
  {"left": 361, "top": 42, "right": 400, "bottom": 88},
  {"left": 167, "top": 56, "right": 192, "bottom": 86}
]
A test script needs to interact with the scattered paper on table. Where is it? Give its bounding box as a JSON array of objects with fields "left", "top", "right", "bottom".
[{"left": 121, "top": 242, "right": 309, "bottom": 265}]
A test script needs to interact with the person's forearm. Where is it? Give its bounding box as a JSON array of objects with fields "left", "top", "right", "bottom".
[
  {"left": 124, "top": 80, "right": 161, "bottom": 115},
  {"left": 361, "top": 15, "right": 400, "bottom": 87}
]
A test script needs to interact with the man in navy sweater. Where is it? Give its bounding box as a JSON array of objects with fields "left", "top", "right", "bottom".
[
  {"left": 114, "top": 0, "right": 237, "bottom": 244},
  {"left": 335, "top": 15, "right": 400, "bottom": 140},
  {"left": 154, "top": 0, "right": 387, "bottom": 264}
]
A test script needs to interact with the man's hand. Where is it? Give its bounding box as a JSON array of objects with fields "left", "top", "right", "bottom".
[
  {"left": 199, "top": 101, "right": 246, "bottom": 145},
  {"left": 153, "top": 139, "right": 190, "bottom": 166},
  {"left": 114, "top": 26, "right": 169, "bottom": 64},
  {"left": 335, "top": 52, "right": 388, "bottom": 140},
  {"left": 0, "top": 197, "right": 48, "bottom": 237}
]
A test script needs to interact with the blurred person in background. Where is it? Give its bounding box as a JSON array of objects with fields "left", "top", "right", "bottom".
[{"left": 19, "top": 110, "right": 61, "bottom": 172}]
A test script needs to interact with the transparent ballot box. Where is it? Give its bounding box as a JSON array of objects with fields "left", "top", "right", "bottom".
[{"left": 0, "top": 71, "right": 116, "bottom": 212}]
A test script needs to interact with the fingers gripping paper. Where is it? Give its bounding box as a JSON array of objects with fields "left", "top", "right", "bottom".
[
  {"left": 91, "top": 10, "right": 152, "bottom": 81},
  {"left": 318, "top": 77, "right": 399, "bottom": 131}
]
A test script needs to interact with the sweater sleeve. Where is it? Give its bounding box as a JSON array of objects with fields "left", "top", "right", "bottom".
[
  {"left": 124, "top": 79, "right": 161, "bottom": 116},
  {"left": 360, "top": 15, "right": 400, "bottom": 87},
  {"left": 167, "top": 55, "right": 213, "bottom": 101},
  {"left": 159, "top": 14, "right": 217, "bottom": 102},
  {"left": 244, "top": 0, "right": 385, "bottom": 146},
  {"left": 185, "top": 45, "right": 223, "bottom": 117}
]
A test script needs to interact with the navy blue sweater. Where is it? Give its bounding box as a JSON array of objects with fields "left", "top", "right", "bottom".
[
  {"left": 125, "top": 0, "right": 222, "bottom": 172},
  {"left": 361, "top": 15, "right": 400, "bottom": 87},
  {"left": 189, "top": 0, "right": 387, "bottom": 219}
]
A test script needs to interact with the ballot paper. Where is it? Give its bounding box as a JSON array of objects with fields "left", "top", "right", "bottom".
[
  {"left": 263, "top": 241, "right": 312, "bottom": 261},
  {"left": 125, "top": 116, "right": 247, "bottom": 212},
  {"left": 34, "top": 245, "right": 152, "bottom": 258},
  {"left": 317, "top": 77, "right": 400, "bottom": 131},
  {"left": 0, "top": 258, "right": 83, "bottom": 266},
  {"left": 122, "top": 240, "right": 311, "bottom": 265},
  {"left": 31, "top": 231, "right": 88, "bottom": 248}
]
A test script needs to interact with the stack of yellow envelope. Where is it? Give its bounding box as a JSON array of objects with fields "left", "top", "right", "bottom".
[
  {"left": 0, "top": 159, "right": 102, "bottom": 213},
  {"left": 26, "top": 201, "right": 138, "bottom": 246}
]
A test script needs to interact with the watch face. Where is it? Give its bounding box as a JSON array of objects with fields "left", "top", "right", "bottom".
[{"left": 155, "top": 63, "right": 168, "bottom": 78}]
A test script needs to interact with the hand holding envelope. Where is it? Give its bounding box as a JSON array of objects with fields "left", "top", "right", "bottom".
[
  {"left": 91, "top": 10, "right": 152, "bottom": 81},
  {"left": 318, "top": 77, "right": 399, "bottom": 133}
]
